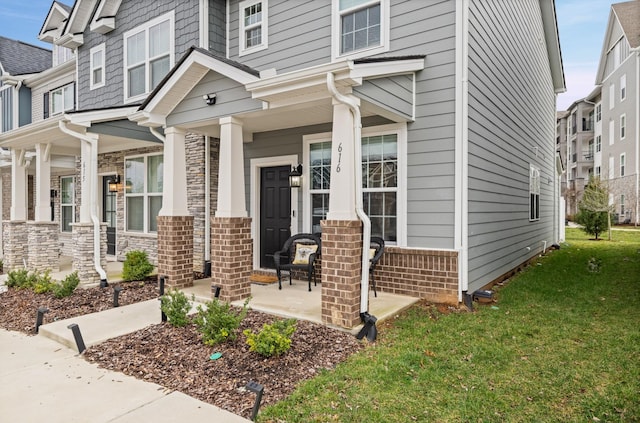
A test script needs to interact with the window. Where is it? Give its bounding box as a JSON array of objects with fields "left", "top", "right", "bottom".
[
  {"left": 595, "top": 104, "right": 601, "bottom": 122},
  {"left": 239, "top": 0, "right": 267, "bottom": 55},
  {"left": 609, "top": 83, "right": 615, "bottom": 110},
  {"left": 50, "top": 83, "right": 75, "bottom": 115},
  {"left": 60, "top": 176, "right": 75, "bottom": 232},
  {"left": 605, "top": 37, "right": 630, "bottom": 76},
  {"left": 620, "top": 153, "right": 626, "bottom": 177},
  {"left": 306, "top": 126, "right": 402, "bottom": 241},
  {"left": 620, "top": 74, "right": 626, "bottom": 101},
  {"left": 620, "top": 114, "right": 626, "bottom": 139},
  {"left": 123, "top": 12, "right": 174, "bottom": 102},
  {"left": 595, "top": 166, "right": 601, "bottom": 178},
  {"left": 595, "top": 135, "right": 601, "bottom": 153},
  {"left": 90, "top": 44, "right": 105, "bottom": 89},
  {"left": 53, "top": 45, "right": 74, "bottom": 66},
  {"left": 620, "top": 194, "right": 625, "bottom": 216},
  {"left": 332, "top": 0, "right": 389, "bottom": 59},
  {"left": 125, "top": 154, "right": 163, "bottom": 233},
  {"left": 529, "top": 165, "right": 540, "bottom": 221}
]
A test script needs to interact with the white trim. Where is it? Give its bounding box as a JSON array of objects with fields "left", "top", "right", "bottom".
[
  {"left": 123, "top": 11, "right": 175, "bottom": 104},
  {"left": 90, "top": 43, "right": 106, "bottom": 90},
  {"left": 65, "top": 106, "right": 139, "bottom": 127},
  {"left": 98, "top": 172, "right": 118, "bottom": 256},
  {"left": 123, "top": 152, "right": 164, "bottom": 234},
  {"left": 200, "top": 0, "right": 209, "bottom": 49},
  {"left": 249, "top": 155, "right": 299, "bottom": 269},
  {"left": 238, "top": 0, "right": 268, "bottom": 56},
  {"left": 60, "top": 175, "right": 75, "bottom": 232},
  {"left": 331, "top": 0, "right": 390, "bottom": 61}
]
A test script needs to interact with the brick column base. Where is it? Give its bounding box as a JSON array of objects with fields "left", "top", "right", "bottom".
[
  {"left": 3, "top": 221, "right": 26, "bottom": 272},
  {"left": 27, "top": 222, "right": 60, "bottom": 272},
  {"left": 72, "top": 223, "right": 107, "bottom": 286},
  {"left": 320, "top": 220, "right": 363, "bottom": 328},
  {"left": 210, "top": 217, "right": 252, "bottom": 302},
  {"left": 157, "top": 216, "right": 194, "bottom": 289}
]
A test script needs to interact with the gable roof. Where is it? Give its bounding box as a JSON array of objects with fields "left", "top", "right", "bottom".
[
  {"left": 539, "top": 0, "right": 566, "bottom": 93},
  {"left": 39, "top": 1, "right": 72, "bottom": 43},
  {"left": 58, "top": 0, "right": 100, "bottom": 48},
  {"left": 611, "top": 0, "right": 640, "bottom": 49},
  {"left": 0, "top": 36, "right": 51, "bottom": 76}
]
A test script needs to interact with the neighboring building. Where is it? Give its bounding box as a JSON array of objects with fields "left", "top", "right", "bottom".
[{"left": 0, "top": 0, "right": 565, "bottom": 329}]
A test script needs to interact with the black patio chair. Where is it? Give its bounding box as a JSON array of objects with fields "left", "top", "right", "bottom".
[
  {"left": 273, "top": 233, "right": 321, "bottom": 292},
  {"left": 369, "top": 236, "right": 385, "bottom": 297}
]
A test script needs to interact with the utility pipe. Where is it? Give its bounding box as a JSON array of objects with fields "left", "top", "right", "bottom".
[
  {"left": 326, "top": 72, "right": 371, "bottom": 315},
  {"left": 58, "top": 120, "right": 108, "bottom": 282}
]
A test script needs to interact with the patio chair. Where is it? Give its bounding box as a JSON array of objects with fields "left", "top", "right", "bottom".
[
  {"left": 274, "top": 233, "right": 321, "bottom": 292},
  {"left": 369, "top": 237, "right": 385, "bottom": 297}
]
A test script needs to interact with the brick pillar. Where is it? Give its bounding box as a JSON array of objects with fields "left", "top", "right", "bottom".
[
  {"left": 3, "top": 221, "right": 26, "bottom": 272},
  {"left": 210, "top": 217, "right": 252, "bottom": 302},
  {"left": 157, "top": 216, "right": 194, "bottom": 289},
  {"left": 72, "top": 223, "right": 107, "bottom": 286},
  {"left": 27, "top": 222, "right": 59, "bottom": 272},
  {"left": 320, "top": 220, "right": 363, "bottom": 328}
]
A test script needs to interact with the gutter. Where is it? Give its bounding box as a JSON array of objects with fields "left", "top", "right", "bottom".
[{"left": 58, "top": 120, "right": 108, "bottom": 284}]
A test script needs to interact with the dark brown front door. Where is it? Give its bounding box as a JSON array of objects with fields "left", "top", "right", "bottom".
[
  {"left": 102, "top": 176, "right": 116, "bottom": 256},
  {"left": 260, "top": 166, "right": 291, "bottom": 268}
]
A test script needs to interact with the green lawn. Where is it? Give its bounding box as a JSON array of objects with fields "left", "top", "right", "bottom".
[{"left": 258, "top": 228, "right": 640, "bottom": 422}]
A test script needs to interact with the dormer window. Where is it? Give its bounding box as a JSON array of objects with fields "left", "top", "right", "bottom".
[
  {"left": 332, "top": 0, "right": 389, "bottom": 60},
  {"left": 239, "top": 0, "right": 268, "bottom": 55}
]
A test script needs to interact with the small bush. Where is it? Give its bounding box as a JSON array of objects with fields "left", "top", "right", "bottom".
[
  {"left": 160, "top": 289, "right": 192, "bottom": 327},
  {"left": 194, "top": 297, "right": 249, "bottom": 346},
  {"left": 6, "top": 269, "right": 31, "bottom": 289},
  {"left": 53, "top": 271, "right": 80, "bottom": 298},
  {"left": 33, "top": 270, "right": 55, "bottom": 294},
  {"left": 244, "top": 319, "right": 297, "bottom": 357},
  {"left": 122, "top": 250, "right": 154, "bottom": 281}
]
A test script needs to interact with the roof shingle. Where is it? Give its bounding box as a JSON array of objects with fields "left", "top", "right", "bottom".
[{"left": 0, "top": 36, "right": 51, "bottom": 76}]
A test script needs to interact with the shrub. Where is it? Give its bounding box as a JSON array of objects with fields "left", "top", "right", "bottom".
[
  {"left": 6, "top": 269, "right": 31, "bottom": 289},
  {"left": 33, "top": 270, "right": 55, "bottom": 294},
  {"left": 244, "top": 319, "right": 297, "bottom": 357},
  {"left": 122, "top": 250, "right": 154, "bottom": 281},
  {"left": 160, "top": 289, "right": 192, "bottom": 327},
  {"left": 52, "top": 271, "right": 80, "bottom": 298},
  {"left": 194, "top": 297, "right": 249, "bottom": 346}
]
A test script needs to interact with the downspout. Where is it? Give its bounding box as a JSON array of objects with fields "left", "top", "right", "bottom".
[
  {"left": 326, "top": 73, "right": 372, "bottom": 317},
  {"left": 635, "top": 48, "right": 639, "bottom": 225},
  {"left": 58, "top": 120, "right": 108, "bottom": 283},
  {"left": 205, "top": 136, "right": 211, "bottom": 264}
]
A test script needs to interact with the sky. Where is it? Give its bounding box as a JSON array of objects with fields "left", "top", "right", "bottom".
[{"left": 0, "top": 0, "right": 616, "bottom": 111}]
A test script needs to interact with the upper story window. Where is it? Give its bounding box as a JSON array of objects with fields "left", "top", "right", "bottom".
[
  {"left": 123, "top": 11, "right": 174, "bottom": 103},
  {"left": 47, "top": 83, "right": 75, "bottom": 117},
  {"left": 620, "top": 74, "right": 626, "bottom": 101},
  {"left": 332, "top": 0, "right": 389, "bottom": 60},
  {"left": 595, "top": 104, "right": 601, "bottom": 122},
  {"left": 239, "top": 0, "right": 268, "bottom": 55},
  {"left": 90, "top": 44, "right": 106, "bottom": 90},
  {"left": 53, "top": 45, "right": 74, "bottom": 67},
  {"left": 604, "top": 37, "right": 630, "bottom": 77},
  {"left": 620, "top": 114, "right": 626, "bottom": 140},
  {"left": 595, "top": 135, "right": 601, "bottom": 153},
  {"left": 620, "top": 153, "right": 626, "bottom": 177},
  {"left": 125, "top": 153, "right": 163, "bottom": 233},
  {"left": 529, "top": 165, "right": 540, "bottom": 221}
]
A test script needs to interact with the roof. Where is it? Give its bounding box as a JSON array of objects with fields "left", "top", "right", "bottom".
[
  {"left": 612, "top": 1, "right": 640, "bottom": 49},
  {"left": 55, "top": 1, "right": 73, "bottom": 13},
  {"left": 0, "top": 36, "right": 51, "bottom": 76}
]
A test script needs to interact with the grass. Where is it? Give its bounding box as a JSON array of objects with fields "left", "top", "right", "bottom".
[{"left": 258, "top": 228, "right": 640, "bottom": 422}]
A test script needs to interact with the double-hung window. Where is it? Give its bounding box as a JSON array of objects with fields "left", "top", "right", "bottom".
[
  {"left": 333, "top": 0, "right": 389, "bottom": 59},
  {"left": 50, "top": 83, "right": 75, "bottom": 116},
  {"left": 620, "top": 74, "right": 626, "bottom": 101},
  {"left": 123, "top": 12, "right": 174, "bottom": 102},
  {"left": 620, "top": 153, "right": 626, "bottom": 177},
  {"left": 595, "top": 104, "right": 601, "bottom": 122},
  {"left": 125, "top": 154, "right": 163, "bottom": 233},
  {"left": 529, "top": 165, "right": 540, "bottom": 221},
  {"left": 90, "top": 44, "right": 105, "bottom": 89},
  {"left": 61, "top": 176, "right": 75, "bottom": 232},
  {"left": 620, "top": 114, "right": 626, "bottom": 140},
  {"left": 620, "top": 194, "right": 625, "bottom": 216},
  {"left": 595, "top": 135, "right": 601, "bottom": 153},
  {"left": 239, "top": 0, "right": 268, "bottom": 55}
]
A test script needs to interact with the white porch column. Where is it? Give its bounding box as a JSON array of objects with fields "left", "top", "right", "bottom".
[
  {"left": 327, "top": 100, "right": 358, "bottom": 220},
  {"left": 79, "top": 135, "right": 97, "bottom": 223},
  {"left": 10, "top": 149, "right": 27, "bottom": 221},
  {"left": 159, "top": 127, "right": 189, "bottom": 216},
  {"left": 216, "top": 116, "right": 247, "bottom": 217},
  {"left": 34, "top": 143, "right": 51, "bottom": 222}
]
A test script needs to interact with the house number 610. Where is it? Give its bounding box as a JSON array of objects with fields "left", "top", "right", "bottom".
[{"left": 336, "top": 143, "right": 342, "bottom": 173}]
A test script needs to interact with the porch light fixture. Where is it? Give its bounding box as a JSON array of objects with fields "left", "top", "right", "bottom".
[
  {"left": 289, "top": 164, "right": 303, "bottom": 188},
  {"left": 203, "top": 93, "right": 217, "bottom": 105},
  {"left": 107, "top": 175, "right": 120, "bottom": 193}
]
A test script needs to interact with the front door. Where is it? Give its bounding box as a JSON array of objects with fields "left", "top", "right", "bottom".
[
  {"left": 102, "top": 176, "right": 116, "bottom": 256},
  {"left": 260, "top": 166, "right": 291, "bottom": 268}
]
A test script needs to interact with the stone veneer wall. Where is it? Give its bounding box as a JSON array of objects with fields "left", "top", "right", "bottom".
[
  {"left": 72, "top": 222, "right": 107, "bottom": 285},
  {"left": 27, "top": 222, "right": 60, "bottom": 272},
  {"left": 2, "top": 221, "right": 26, "bottom": 271}
]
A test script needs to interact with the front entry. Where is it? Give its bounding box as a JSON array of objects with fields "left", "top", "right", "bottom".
[
  {"left": 102, "top": 176, "right": 116, "bottom": 256},
  {"left": 260, "top": 166, "right": 291, "bottom": 268}
]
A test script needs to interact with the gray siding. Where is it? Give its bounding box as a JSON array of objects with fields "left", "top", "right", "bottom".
[
  {"left": 354, "top": 76, "right": 413, "bottom": 121},
  {"left": 166, "top": 70, "right": 263, "bottom": 127},
  {"left": 77, "top": 0, "right": 200, "bottom": 110},
  {"left": 466, "top": 0, "right": 557, "bottom": 292},
  {"left": 208, "top": 0, "right": 226, "bottom": 55}
]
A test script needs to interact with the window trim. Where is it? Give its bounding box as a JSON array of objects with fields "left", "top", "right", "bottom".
[
  {"left": 124, "top": 152, "right": 163, "bottom": 234},
  {"left": 302, "top": 122, "right": 407, "bottom": 246},
  {"left": 529, "top": 165, "right": 540, "bottom": 222},
  {"left": 90, "top": 43, "right": 106, "bottom": 90},
  {"left": 620, "top": 153, "right": 626, "bottom": 177},
  {"left": 595, "top": 135, "right": 601, "bottom": 153},
  {"left": 331, "top": 0, "right": 390, "bottom": 61},
  {"left": 122, "top": 11, "right": 175, "bottom": 104},
  {"left": 620, "top": 114, "right": 626, "bottom": 140},
  {"left": 238, "top": 0, "right": 268, "bottom": 56},
  {"left": 50, "top": 83, "right": 75, "bottom": 116},
  {"left": 60, "top": 175, "right": 75, "bottom": 233},
  {"left": 620, "top": 74, "right": 626, "bottom": 101}
]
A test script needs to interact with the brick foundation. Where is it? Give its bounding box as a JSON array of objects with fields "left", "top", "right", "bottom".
[
  {"left": 3, "top": 221, "right": 26, "bottom": 272},
  {"left": 71, "top": 223, "right": 107, "bottom": 286},
  {"left": 320, "top": 220, "right": 363, "bottom": 328},
  {"left": 27, "top": 222, "right": 60, "bottom": 272},
  {"left": 210, "top": 217, "right": 252, "bottom": 302},
  {"left": 157, "top": 216, "right": 194, "bottom": 289}
]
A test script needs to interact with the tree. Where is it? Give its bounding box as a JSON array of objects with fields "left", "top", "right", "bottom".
[{"left": 575, "top": 177, "right": 614, "bottom": 240}]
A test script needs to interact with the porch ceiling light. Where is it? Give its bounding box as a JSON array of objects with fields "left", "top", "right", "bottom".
[
  {"left": 289, "top": 164, "right": 303, "bottom": 188},
  {"left": 108, "top": 174, "right": 120, "bottom": 193}
]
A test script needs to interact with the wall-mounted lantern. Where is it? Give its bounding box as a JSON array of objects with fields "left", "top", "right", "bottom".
[
  {"left": 289, "top": 164, "right": 302, "bottom": 188},
  {"left": 108, "top": 175, "right": 120, "bottom": 193}
]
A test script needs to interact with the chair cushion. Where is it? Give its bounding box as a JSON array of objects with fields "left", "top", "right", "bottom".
[
  {"left": 292, "top": 244, "right": 318, "bottom": 264},
  {"left": 369, "top": 248, "right": 376, "bottom": 260}
]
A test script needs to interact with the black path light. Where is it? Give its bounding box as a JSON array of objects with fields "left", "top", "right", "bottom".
[
  {"left": 245, "top": 380, "right": 264, "bottom": 421},
  {"left": 159, "top": 276, "right": 167, "bottom": 322},
  {"left": 35, "top": 307, "right": 49, "bottom": 333},
  {"left": 67, "top": 323, "right": 86, "bottom": 354},
  {"left": 113, "top": 286, "right": 123, "bottom": 307}
]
